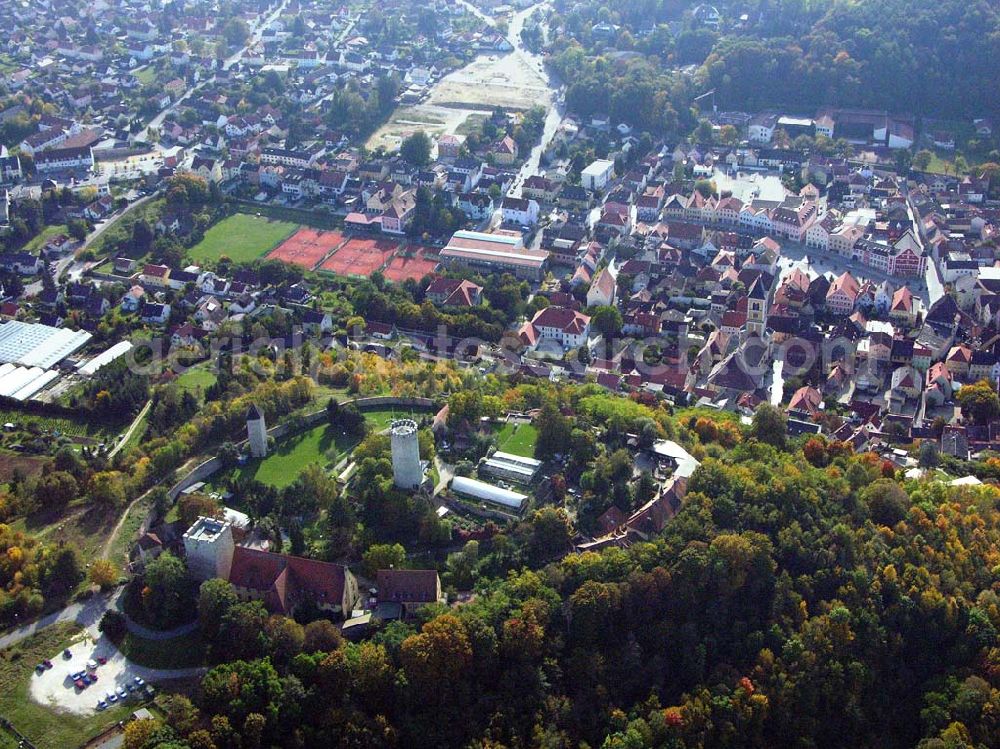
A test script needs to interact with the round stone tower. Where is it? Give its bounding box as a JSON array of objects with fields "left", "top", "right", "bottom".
[{"left": 390, "top": 419, "right": 423, "bottom": 490}]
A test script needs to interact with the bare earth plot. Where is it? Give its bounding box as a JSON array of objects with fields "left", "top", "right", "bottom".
[{"left": 368, "top": 51, "right": 553, "bottom": 152}]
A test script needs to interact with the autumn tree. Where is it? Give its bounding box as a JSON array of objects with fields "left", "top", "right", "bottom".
[
  {"left": 303, "top": 619, "right": 343, "bottom": 653},
  {"left": 401, "top": 614, "right": 473, "bottom": 695},
  {"left": 123, "top": 718, "right": 161, "bottom": 749},
  {"left": 957, "top": 379, "right": 1000, "bottom": 425},
  {"left": 177, "top": 492, "right": 222, "bottom": 528},
  {"left": 88, "top": 559, "right": 119, "bottom": 590}
]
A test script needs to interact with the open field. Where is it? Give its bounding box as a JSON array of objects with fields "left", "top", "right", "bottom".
[
  {"left": 187, "top": 213, "right": 297, "bottom": 264},
  {"left": 0, "top": 451, "right": 48, "bottom": 482},
  {"left": 319, "top": 236, "right": 399, "bottom": 277},
  {"left": 134, "top": 66, "right": 156, "bottom": 85},
  {"left": 368, "top": 51, "right": 550, "bottom": 152},
  {"left": 495, "top": 422, "right": 538, "bottom": 457},
  {"left": 0, "top": 624, "right": 136, "bottom": 749},
  {"left": 268, "top": 227, "right": 345, "bottom": 269},
  {"left": 13, "top": 500, "right": 120, "bottom": 563},
  {"left": 218, "top": 404, "right": 434, "bottom": 489},
  {"left": 106, "top": 495, "right": 152, "bottom": 570}
]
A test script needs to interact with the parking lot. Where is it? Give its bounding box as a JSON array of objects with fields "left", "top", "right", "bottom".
[{"left": 28, "top": 631, "right": 149, "bottom": 716}]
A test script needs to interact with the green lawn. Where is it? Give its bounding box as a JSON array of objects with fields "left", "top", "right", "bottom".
[
  {"left": 231, "top": 423, "right": 362, "bottom": 488},
  {"left": 362, "top": 406, "right": 433, "bottom": 432},
  {"left": 134, "top": 66, "right": 156, "bottom": 85},
  {"left": 495, "top": 422, "right": 538, "bottom": 457},
  {"left": 23, "top": 225, "right": 68, "bottom": 252},
  {"left": 924, "top": 152, "right": 957, "bottom": 175},
  {"left": 187, "top": 213, "right": 297, "bottom": 264},
  {"left": 0, "top": 624, "right": 138, "bottom": 749},
  {"left": 117, "top": 630, "right": 207, "bottom": 669},
  {"left": 174, "top": 364, "right": 217, "bottom": 398}
]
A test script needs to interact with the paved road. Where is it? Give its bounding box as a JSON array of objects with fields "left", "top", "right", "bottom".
[{"left": 0, "top": 590, "right": 118, "bottom": 650}]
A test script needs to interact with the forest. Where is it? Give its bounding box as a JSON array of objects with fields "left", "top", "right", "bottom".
[
  {"left": 120, "top": 404, "right": 1000, "bottom": 749},
  {"left": 547, "top": 0, "right": 1000, "bottom": 124}
]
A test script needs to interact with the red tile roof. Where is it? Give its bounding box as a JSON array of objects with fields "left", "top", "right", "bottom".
[{"left": 228, "top": 546, "right": 352, "bottom": 615}]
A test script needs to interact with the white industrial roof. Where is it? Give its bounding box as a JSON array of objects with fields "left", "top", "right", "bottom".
[
  {"left": 0, "top": 321, "right": 92, "bottom": 369},
  {"left": 452, "top": 476, "right": 527, "bottom": 510},
  {"left": 77, "top": 341, "right": 133, "bottom": 376},
  {"left": 582, "top": 159, "right": 615, "bottom": 176}
]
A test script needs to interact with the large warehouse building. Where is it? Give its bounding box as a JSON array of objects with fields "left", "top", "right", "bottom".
[{"left": 439, "top": 230, "right": 549, "bottom": 281}]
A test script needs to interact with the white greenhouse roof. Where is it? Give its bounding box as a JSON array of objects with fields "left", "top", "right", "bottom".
[
  {"left": 0, "top": 321, "right": 92, "bottom": 369},
  {"left": 452, "top": 476, "right": 527, "bottom": 510},
  {"left": 0, "top": 365, "right": 58, "bottom": 400},
  {"left": 77, "top": 341, "right": 133, "bottom": 376}
]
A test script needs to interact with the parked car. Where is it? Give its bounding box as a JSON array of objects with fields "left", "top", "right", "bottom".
[
  {"left": 86, "top": 660, "right": 98, "bottom": 670},
  {"left": 97, "top": 699, "right": 107, "bottom": 710},
  {"left": 73, "top": 678, "right": 86, "bottom": 690},
  {"left": 106, "top": 692, "right": 117, "bottom": 704},
  {"left": 133, "top": 676, "right": 145, "bottom": 687},
  {"left": 117, "top": 687, "right": 128, "bottom": 700},
  {"left": 96, "top": 656, "right": 107, "bottom": 665},
  {"left": 35, "top": 664, "right": 45, "bottom": 675},
  {"left": 63, "top": 649, "right": 72, "bottom": 659},
  {"left": 42, "top": 659, "right": 53, "bottom": 669}
]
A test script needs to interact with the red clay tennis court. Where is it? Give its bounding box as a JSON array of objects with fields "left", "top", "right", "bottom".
[
  {"left": 267, "top": 228, "right": 345, "bottom": 269},
  {"left": 382, "top": 246, "right": 440, "bottom": 283},
  {"left": 319, "top": 237, "right": 400, "bottom": 277}
]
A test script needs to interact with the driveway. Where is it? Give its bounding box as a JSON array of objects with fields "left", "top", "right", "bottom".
[{"left": 0, "top": 590, "right": 118, "bottom": 651}]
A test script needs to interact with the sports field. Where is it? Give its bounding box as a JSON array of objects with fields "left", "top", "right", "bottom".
[
  {"left": 187, "top": 213, "right": 297, "bottom": 264},
  {"left": 319, "top": 237, "right": 400, "bottom": 277},
  {"left": 382, "top": 246, "right": 440, "bottom": 283},
  {"left": 268, "top": 228, "right": 346, "bottom": 269}
]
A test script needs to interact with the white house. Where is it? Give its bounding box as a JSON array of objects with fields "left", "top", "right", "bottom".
[
  {"left": 519, "top": 306, "right": 591, "bottom": 351},
  {"left": 501, "top": 196, "right": 540, "bottom": 226},
  {"left": 581, "top": 159, "right": 615, "bottom": 192}
]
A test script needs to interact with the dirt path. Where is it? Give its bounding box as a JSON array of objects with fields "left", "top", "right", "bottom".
[{"left": 108, "top": 400, "right": 150, "bottom": 459}]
